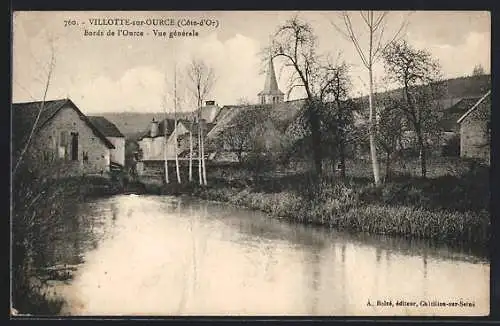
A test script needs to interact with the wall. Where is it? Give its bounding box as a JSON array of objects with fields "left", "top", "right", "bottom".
[
  {"left": 138, "top": 136, "right": 169, "bottom": 160},
  {"left": 460, "top": 105, "right": 490, "bottom": 163},
  {"left": 31, "top": 105, "right": 111, "bottom": 176},
  {"left": 138, "top": 123, "right": 193, "bottom": 161},
  {"left": 201, "top": 105, "right": 219, "bottom": 123},
  {"left": 108, "top": 136, "right": 125, "bottom": 166},
  {"left": 261, "top": 94, "right": 284, "bottom": 105}
]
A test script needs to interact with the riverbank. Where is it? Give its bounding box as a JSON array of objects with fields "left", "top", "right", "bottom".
[
  {"left": 142, "top": 161, "right": 490, "bottom": 248},
  {"left": 12, "top": 172, "right": 126, "bottom": 316}
]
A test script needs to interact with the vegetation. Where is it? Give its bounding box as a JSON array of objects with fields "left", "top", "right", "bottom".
[
  {"left": 11, "top": 155, "right": 126, "bottom": 315},
  {"left": 181, "top": 157, "right": 489, "bottom": 247},
  {"left": 331, "top": 11, "right": 409, "bottom": 186},
  {"left": 269, "top": 17, "right": 325, "bottom": 177},
  {"left": 139, "top": 155, "right": 489, "bottom": 248},
  {"left": 13, "top": 12, "right": 491, "bottom": 315},
  {"left": 382, "top": 39, "right": 445, "bottom": 178},
  {"left": 186, "top": 58, "right": 217, "bottom": 185}
]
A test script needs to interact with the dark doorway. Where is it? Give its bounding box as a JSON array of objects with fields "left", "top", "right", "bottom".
[{"left": 71, "top": 132, "right": 79, "bottom": 161}]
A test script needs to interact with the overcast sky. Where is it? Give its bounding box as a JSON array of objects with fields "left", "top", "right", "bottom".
[{"left": 12, "top": 11, "right": 490, "bottom": 113}]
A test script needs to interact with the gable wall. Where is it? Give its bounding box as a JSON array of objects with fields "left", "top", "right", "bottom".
[
  {"left": 460, "top": 103, "right": 490, "bottom": 163},
  {"left": 31, "top": 105, "right": 111, "bottom": 176}
]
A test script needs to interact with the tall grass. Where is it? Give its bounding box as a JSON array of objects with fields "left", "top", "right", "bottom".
[
  {"left": 186, "top": 160, "right": 489, "bottom": 247},
  {"left": 11, "top": 157, "right": 125, "bottom": 315}
]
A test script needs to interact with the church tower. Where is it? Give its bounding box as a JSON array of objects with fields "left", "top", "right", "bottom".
[{"left": 258, "top": 56, "right": 284, "bottom": 105}]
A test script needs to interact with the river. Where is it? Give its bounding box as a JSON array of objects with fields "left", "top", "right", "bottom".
[{"left": 37, "top": 194, "right": 489, "bottom": 316}]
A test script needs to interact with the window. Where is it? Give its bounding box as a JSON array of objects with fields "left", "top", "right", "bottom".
[
  {"left": 71, "top": 132, "right": 79, "bottom": 161},
  {"left": 58, "top": 131, "right": 68, "bottom": 159}
]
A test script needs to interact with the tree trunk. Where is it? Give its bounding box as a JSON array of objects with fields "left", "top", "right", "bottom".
[
  {"left": 201, "top": 125, "right": 207, "bottom": 185},
  {"left": 368, "top": 66, "right": 381, "bottom": 186},
  {"left": 164, "top": 159, "right": 169, "bottom": 184},
  {"left": 385, "top": 151, "right": 391, "bottom": 182},
  {"left": 338, "top": 130, "right": 346, "bottom": 179},
  {"left": 417, "top": 131, "right": 427, "bottom": 178},
  {"left": 198, "top": 129, "right": 203, "bottom": 185},
  {"left": 308, "top": 100, "right": 322, "bottom": 177},
  {"left": 175, "top": 133, "right": 181, "bottom": 184},
  {"left": 189, "top": 130, "right": 193, "bottom": 182}
]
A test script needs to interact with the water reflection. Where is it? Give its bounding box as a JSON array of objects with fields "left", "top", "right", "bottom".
[{"left": 36, "top": 195, "right": 489, "bottom": 316}]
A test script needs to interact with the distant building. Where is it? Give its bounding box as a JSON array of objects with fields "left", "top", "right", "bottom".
[
  {"left": 136, "top": 116, "right": 214, "bottom": 176},
  {"left": 257, "top": 57, "right": 284, "bottom": 105},
  {"left": 88, "top": 116, "right": 126, "bottom": 167},
  {"left": 12, "top": 98, "right": 115, "bottom": 176},
  {"left": 137, "top": 118, "right": 176, "bottom": 161},
  {"left": 457, "top": 90, "right": 491, "bottom": 163}
]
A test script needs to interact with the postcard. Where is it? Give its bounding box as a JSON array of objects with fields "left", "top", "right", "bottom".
[{"left": 11, "top": 10, "right": 491, "bottom": 317}]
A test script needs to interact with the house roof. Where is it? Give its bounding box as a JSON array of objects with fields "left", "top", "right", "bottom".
[
  {"left": 434, "top": 97, "right": 480, "bottom": 131},
  {"left": 137, "top": 118, "right": 177, "bottom": 140},
  {"left": 178, "top": 119, "right": 215, "bottom": 136},
  {"left": 207, "top": 99, "right": 306, "bottom": 141},
  {"left": 457, "top": 90, "right": 491, "bottom": 124},
  {"left": 12, "top": 98, "right": 115, "bottom": 152},
  {"left": 138, "top": 117, "right": 214, "bottom": 140},
  {"left": 87, "top": 116, "right": 125, "bottom": 138}
]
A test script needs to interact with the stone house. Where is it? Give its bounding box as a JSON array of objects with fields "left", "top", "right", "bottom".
[
  {"left": 88, "top": 116, "right": 126, "bottom": 167},
  {"left": 136, "top": 117, "right": 213, "bottom": 176},
  {"left": 457, "top": 90, "right": 491, "bottom": 163},
  {"left": 12, "top": 98, "right": 115, "bottom": 176}
]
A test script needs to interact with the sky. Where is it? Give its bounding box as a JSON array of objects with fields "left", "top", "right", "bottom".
[{"left": 12, "top": 11, "right": 491, "bottom": 113}]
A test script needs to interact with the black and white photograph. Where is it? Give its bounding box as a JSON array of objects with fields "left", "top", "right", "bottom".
[{"left": 10, "top": 10, "right": 491, "bottom": 316}]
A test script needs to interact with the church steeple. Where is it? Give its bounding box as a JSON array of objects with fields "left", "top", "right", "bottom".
[{"left": 258, "top": 56, "right": 284, "bottom": 105}]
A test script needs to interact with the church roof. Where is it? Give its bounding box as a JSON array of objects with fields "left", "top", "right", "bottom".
[{"left": 258, "top": 57, "right": 284, "bottom": 96}]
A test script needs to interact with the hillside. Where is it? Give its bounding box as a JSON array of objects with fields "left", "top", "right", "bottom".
[
  {"left": 361, "top": 74, "right": 491, "bottom": 105},
  {"left": 96, "top": 74, "right": 490, "bottom": 140}
]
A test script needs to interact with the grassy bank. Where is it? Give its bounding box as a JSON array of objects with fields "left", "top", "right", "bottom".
[
  {"left": 12, "top": 166, "right": 125, "bottom": 316},
  {"left": 144, "top": 158, "right": 490, "bottom": 248}
]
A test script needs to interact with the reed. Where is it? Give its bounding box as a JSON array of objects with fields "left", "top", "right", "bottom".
[{"left": 195, "top": 168, "right": 490, "bottom": 247}]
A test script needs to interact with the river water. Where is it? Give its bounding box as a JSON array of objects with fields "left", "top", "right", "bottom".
[{"left": 38, "top": 194, "right": 489, "bottom": 316}]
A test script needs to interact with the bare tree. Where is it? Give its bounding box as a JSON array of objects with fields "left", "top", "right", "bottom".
[
  {"left": 188, "top": 110, "right": 194, "bottom": 182},
  {"left": 268, "top": 16, "right": 324, "bottom": 177},
  {"left": 217, "top": 108, "right": 268, "bottom": 163},
  {"left": 13, "top": 40, "right": 56, "bottom": 176},
  {"left": 11, "top": 35, "right": 76, "bottom": 314},
  {"left": 382, "top": 39, "right": 444, "bottom": 178},
  {"left": 318, "top": 60, "right": 353, "bottom": 178},
  {"left": 173, "top": 65, "right": 182, "bottom": 183},
  {"left": 161, "top": 94, "right": 170, "bottom": 185},
  {"left": 236, "top": 97, "right": 251, "bottom": 105},
  {"left": 376, "top": 96, "right": 405, "bottom": 181},
  {"left": 186, "top": 59, "right": 216, "bottom": 186},
  {"left": 330, "top": 11, "right": 410, "bottom": 186},
  {"left": 219, "top": 125, "right": 249, "bottom": 163}
]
